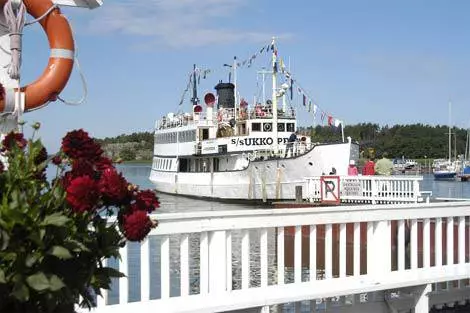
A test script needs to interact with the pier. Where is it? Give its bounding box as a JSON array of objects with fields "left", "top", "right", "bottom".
[{"left": 78, "top": 197, "right": 470, "bottom": 312}]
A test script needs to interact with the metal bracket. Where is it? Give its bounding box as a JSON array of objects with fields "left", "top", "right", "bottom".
[{"left": 51, "top": 0, "right": 103, "bottom": 9}]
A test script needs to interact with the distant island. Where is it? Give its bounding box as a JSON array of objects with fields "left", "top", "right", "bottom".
[{"left": 96, "top": 123, "right": 469, "bottom": 162}]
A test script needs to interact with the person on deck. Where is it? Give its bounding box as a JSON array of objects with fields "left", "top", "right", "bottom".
[
  {"left": 374, "top": 152, "right": 393, "bottom": 175},
  {"left": 284, "top": 131, "right": 297, "bottom": 157},
  {"left": 348, "top": 160, "right": 358, "bottom": 176},
  {"left": 362, "top": 157, "right": 375, "bottom": 175}
]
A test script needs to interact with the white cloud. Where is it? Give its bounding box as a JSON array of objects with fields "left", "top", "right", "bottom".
[{"left": 86, "top": 0, "right": 285, "bottom": 49}]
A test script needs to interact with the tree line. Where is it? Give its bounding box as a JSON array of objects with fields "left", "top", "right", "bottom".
[
  {"left": 96, "top": 124, "right": 470, "bottom": 160},
  {"left": 305, "top": 123, "right": 469, "bottom": 159}
]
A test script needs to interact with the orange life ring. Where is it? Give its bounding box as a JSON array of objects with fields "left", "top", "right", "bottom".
[{"left": 0, "top": 0, "right": 74, "bottom": 113}]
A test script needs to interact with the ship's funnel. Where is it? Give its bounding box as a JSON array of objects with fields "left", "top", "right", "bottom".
[
  {"left": 204, "top": 92, "right": 216, "bottom": 107},
  {"left": 215, "top": 82, "right": 235, "bottom": 109}
]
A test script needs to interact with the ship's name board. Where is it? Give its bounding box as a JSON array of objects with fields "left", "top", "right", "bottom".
[{"left": 231, "top": 137, "right": 288, "bottom": 146}]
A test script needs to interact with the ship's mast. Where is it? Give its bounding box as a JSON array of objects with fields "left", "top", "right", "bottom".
[
  {"left": 271, "top": 37, "right": 279, "bottom": 154},
  {"left": 191, "top": 64, "right": 198, "bottom": 106},
  {"left": 448, "top": 101, "right": 452, "bottom": 162}
]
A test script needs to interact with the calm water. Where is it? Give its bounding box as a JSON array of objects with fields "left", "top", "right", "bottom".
[{"left": 112, "top": 164, "right": 470, "bottom": 310}]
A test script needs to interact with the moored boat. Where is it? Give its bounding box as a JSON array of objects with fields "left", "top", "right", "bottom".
[{"left": 149, "top": 39, "right": 359, "bottom": 202}]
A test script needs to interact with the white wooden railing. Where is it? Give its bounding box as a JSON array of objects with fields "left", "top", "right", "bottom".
[
  {"left": 80, "top": 202, "right": 470, "bottom": 313},
  {"left": 305, "top": 175, "right": 426, "bottom": 204}
]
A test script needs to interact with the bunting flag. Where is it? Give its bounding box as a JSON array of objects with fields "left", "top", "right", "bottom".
[
  {"left": 303, "top": 94, "right": 306, "bottom": 106},
  {"left": 229, "top": 41, "right": 273, "bottom": 69},
  {"left": 313, "top": 104, "right": 318, "bottom": 116},
  {"left": 327, "top": 115, "right": 333, "bottom": 126},
  {"left": 308, "top": 100, "right": 312, "bottom": 112},
  {"left": 321, "top": 112, "right": 326, "bottom": 122}
]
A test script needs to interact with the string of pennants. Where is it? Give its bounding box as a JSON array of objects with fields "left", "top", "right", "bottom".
[
  {"left": 178, "top": 67, "right": 212, "bottom": 106},
  {"left": 231, "top": 41, "right": 344, "bottom": 129}
]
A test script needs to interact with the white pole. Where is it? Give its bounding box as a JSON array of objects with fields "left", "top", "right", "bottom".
[
  {"left": 341, "top": 123, "right": 345, "bottom": 143},
  {"left": 233, "top": 56, "right": 238, "bottom": 110},
  {"left": 271, "top": 37, "right": 278, "bottom": 154}
]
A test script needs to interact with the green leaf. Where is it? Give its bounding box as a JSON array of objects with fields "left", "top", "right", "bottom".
[
  {"left": 49, "top": 275, "right": 65, "bottom": 291},
  {"left": 25, "top": 253, "right": 42, "bottom": 268},
  {"left": 100, "top": 267, "right": 125, "bottom": 279},
  {"left": 42, "top": 213, "right": 70, "bottom": 227},
  {"left": 0, "top": 229, "right": 9, "bottom": 251},
  {"left": 0, "top": 269, "right": 5, "bottom": 283},
  {"left": 12, "top": 282, "right": 30, "bottom": 301},
  {"left": 49, "top": 246, "right": 72, "bottom": 260},
  {"left": 26, "top": 272, "right": 49, "bottom": 291}
]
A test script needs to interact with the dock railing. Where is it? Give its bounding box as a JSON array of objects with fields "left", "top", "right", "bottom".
[
  {"left": 305, "top": 175, "right": 425, "bottom": 204},
  {"left": 81, "top": 201, "right": 470, "bottom": 313}
]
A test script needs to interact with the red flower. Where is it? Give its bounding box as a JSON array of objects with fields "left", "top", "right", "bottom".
[
  {"left": 71, "top": 159, "right": 94, "bottom": 178},
  {"left": 52, "top": 155, "right": 62, "bottom": 165},
  {"left": 122, "top": 210, "right": 154, "bottom": 242},
  {"left": 66, "top": 176, "right": 99, "bottom": 213},
  {"left": 2, "top": 132, "right": 27, "bottom": 152},
  {"left": 34, "top": 147, "right": 48, "bottom": 165},
  {"left": 98, "top": 168, "right": 130, "bottom": 205},
  {"left": 133, "top": 189, "right": 160, "bottom": 213},
  {"left": 95, "top": 156, "right": 113, "bottom": 172},
  {"left": 61, "top": 129, "right": 103, "bottom": 161}
]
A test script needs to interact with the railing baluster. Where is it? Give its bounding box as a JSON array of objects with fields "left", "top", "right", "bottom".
[
  {"left": 447, "top": 217, "right": 454, "bottom": 265},
  {"left": 295, "top": 225, "right": 302, "bottom": 283},
  {"left": 226, "top": 231, "right": 233, "bottom": 291},
  {"left": 260, "top": 228, "right": 268, "bottom": 287},
  {"left": 277, "top": 227, "right": 285, "bottom": 285},
  {"left": 367, "top": 221, "right": 374, "bottom": 274},
  {"left": 435, "top": 218, "right": 443, "bottom": 266},
  {"left": 119, "top": 245, "right": 129, "bottom": 303},
  {"left": 180, "top": 234, "right": 189, "bottom": 296},
  {"left": 398, "top": 219, "right": 405, "bottom": 270},
  {"left": 160, "top": 235, "right": 170, "bottom": 299},
  {"left": 200, "top": 232, "right": 209, "bottom": 295},
  {"left": 411, "top": 219, "right": 418, "bottom": 269},
  {"left": 96, "top": 258, "right": 108, "bottom": 307},
  {"left": 353, "top": 222, "right": 360, "bottom": 276},
  {"left": 339, "top": 223, "right": 346, "bottom": 278},
  {"left": 458, "top": 216, "right": 465, "bottom": 264},
  {"left": 423, "top": 218, "right": 430, "bottom": 268},
  {"left": 325, "top": 224, "right": 333, "bottom": 279},
  {"left": 141, "top": 237, "right": 150, "bottom": 301},
  {"left": 241, "top": 229, "right": 250, "bottom": 289},
  {"left": 310, "top": 225, "right": 317, "bottom": 281}
]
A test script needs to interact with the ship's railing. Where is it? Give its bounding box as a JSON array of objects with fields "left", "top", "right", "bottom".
[
  {"left": 305, "top": 175, "right": 425, "bottom": 204},
  {"left": 242, "top": 141, "right": 314, "bottom": 161},
  {"left": 79, "top": 202, "right": 470, "bottom": 313}
]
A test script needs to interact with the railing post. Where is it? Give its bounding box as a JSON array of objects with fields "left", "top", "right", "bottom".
[
  {"left": 209, "top": 230, "right": 228, "bottom": 294},
  {"left": 367, "top": 220, "right": 391, "bottom": 276},
  {"left": 371, "top": 177, "right": 377, "bottom": 204},
  {"left": 414, "top": 284, "right": 431, "bottom": 313},
  {"left": 413, "top": 179, "right": 420, "bottom": 203}
]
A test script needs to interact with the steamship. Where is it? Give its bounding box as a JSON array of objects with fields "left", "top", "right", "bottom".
[{"left": 149, "top": 40, "right": 359, "bottom": 202}]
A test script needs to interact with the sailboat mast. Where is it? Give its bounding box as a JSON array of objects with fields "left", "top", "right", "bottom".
[
  {"left": 191, "top": 64, "right": 198, "bottom": 106},
  {"left": 271, "top": 37, "right": 278, "bottom": 153},
  {"left": 448, "top": 102, "right": 452, "bottom": 162}
]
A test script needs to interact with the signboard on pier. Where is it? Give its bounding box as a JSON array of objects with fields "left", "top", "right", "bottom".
[{"left": 320, "top": 176, "right": 340, "bottom": 204}]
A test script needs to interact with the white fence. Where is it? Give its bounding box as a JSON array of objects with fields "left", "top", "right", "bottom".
[
  {"left": 305, "top": 175, "right": 425, "bottom": 204},
  {"left": 80, "top": 201, "right": 470, "bottom": 313}
]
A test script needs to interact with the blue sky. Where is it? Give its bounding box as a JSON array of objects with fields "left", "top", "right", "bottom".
[{"left": 19, "top": 0, "right": 470, "bottom": 152}]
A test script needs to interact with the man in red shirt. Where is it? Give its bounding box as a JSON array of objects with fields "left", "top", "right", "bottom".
[{"left": 362, "top": 157, "right": 375, "bottom": 175}]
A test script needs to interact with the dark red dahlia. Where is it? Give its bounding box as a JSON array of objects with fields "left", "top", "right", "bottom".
[
  {"left": 98, "top": 168, "right": 130, "bottom": 205},
  {"left": 95, "top": 156, "right": 114, "bottom": 172},
  {"left": 34, "top": 147, "right": 48, "bottom": 165},
  {"left": 66, "top": 176, "right": 99, "bottom": 213},
  {"left": 52, "top": 155, "right": 62, "bottom": 165},
  {"left": 71, "top": 159, "right": 95, "bottom": 178},
  {"left": 61, "top": 129, "right": 103, "bottom": 161},
  {"left": 122, "top": 210, "right": 154, "bottom": 242},
  {"left": 2, "top": 132, "right": 27, "bottom": 152},
  {"left": 133, "top": 189, "right": 160, "bottom": 213}
]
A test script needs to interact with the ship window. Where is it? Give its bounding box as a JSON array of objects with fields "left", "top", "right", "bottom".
[
  {"left": 169, "top": 160, "right": 172, "bottom": 169},
  {"left": 263, "top": 123, "right": 272, "bottom": 132},
  {"left": 202, "top": 128, "right": 209, "bottom": 140},
  {"left": 252, "top": 123, "right": 261, "bottom": 131},
  {"left": 287, "top": 123, "right": 295, "bottom": 132},
  {"left": 277, "top": 123, "right": 285, "bottom": 132}
]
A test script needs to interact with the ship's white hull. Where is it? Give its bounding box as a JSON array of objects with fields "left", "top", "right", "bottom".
[{"left": 149, "top": 142, "right": 357, "bottom": 201}]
